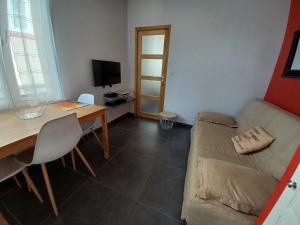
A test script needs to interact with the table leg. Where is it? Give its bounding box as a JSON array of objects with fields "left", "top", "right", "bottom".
[
  {"left": 100, "top": 111, "right": 110, "bottom": 159},
  {"left": 0, "top": 213, "right": 9, "bottom": 225}
]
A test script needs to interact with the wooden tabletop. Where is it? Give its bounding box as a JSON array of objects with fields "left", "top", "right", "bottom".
[{"left": 0, "top": 104, "right": 107, "bottom": 158}]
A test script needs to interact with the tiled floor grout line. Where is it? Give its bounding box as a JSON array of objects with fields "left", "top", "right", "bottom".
[
  {"left": 0, "top": 201, "right": 22, "bottom": 225},
  {"left": 37, "top": 164, "right": 91, "bottom": 225},
  {"left": 113, "top": 123, "right": 171, "bottom": 141},
  {"left": 0, "top": 185, "right": 17, "bottom": 200},
  {"left": 39, "top": 172, "right": 90, "bottom": 225},
  {"left": 0, "top": 175, "right": 37, "bottom": 200},
  {"left": 38, "top": 212, "right": 52, "bottom": 225},
  {"left": 43, "top": 168, "right": 143, "bottom": 223},
  {"left": 135, "top": 199, "right": 183, "bottom": 223},
  {"left": 95, "top": 147, "right": 125, "bottom": 173},
  {"left": 133, "top": 161, "right": 184, "bottom": 223},
  {"left": 8, "top": 154, "right": 185, "bottom": 224},
  {"left": 80, "top": 168, "right": 183, "bottom": 223},
  {"left": 95, "top": 126, "right": 188, "bottom": 223},
  {"left": 38, "top": 139, "right": 132, "bottom": 224},
  {"left": 61, "top": 142, "right": 122, "bottom": 176},
  {"left": 58, "top": 170, "right": 90, "bottom": 209},
  {"left": 118, "top": 198, "right": 137, "bottom": 225},
  {"left": 0, "top": 117, "right": 190, "bottom": 225}
]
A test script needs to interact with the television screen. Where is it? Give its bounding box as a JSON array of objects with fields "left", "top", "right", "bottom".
[{"left": 92, "top": 60, "right": 121, "bottom": 87}]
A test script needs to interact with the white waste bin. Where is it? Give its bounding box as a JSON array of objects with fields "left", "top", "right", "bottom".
[{"left": 159, "top": 112, "right": 176, "bottom": 130}]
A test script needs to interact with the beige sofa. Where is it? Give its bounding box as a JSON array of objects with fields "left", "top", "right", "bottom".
[{"left": 181, "top": 99, "right": 300, "bottom": 225}]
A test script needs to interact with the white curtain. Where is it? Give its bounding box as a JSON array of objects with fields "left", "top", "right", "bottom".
[
  {"left": 0, "top": 0, "right": 13, "bottom": 110},
  {"left": 0, "top": 0, "right": 63, "bottom": 109},
  {"left": 0, "top": 44, "right": 12, "bottom": 110}
]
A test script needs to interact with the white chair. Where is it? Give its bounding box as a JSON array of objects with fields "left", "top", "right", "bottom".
[
  {"left": 16, "top": 113, "right": 96, "bottom": 216},
  {"left": 78, "top": 93, "right": 94, "bottom": 105},
  {"left": 77, "top": 93, "right": 103, "bottom": 148},
  {"left": 0, "top": 156, "right": 43, "bottom": 204}
]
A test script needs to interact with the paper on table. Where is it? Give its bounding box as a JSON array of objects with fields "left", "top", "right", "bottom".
[{"left": 53, "top": 101, "right": 88, "bottom": 111}]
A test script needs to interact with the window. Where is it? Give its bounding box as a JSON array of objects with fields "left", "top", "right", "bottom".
[
  {"left": 8, "top": 0, "right": 47, "bottom": 98},
  {"left": 0, "top": 0, "right": 62, "bottom": 108},
  {"left": 7, "top": 0, "right": 29, "bottom": 32}
]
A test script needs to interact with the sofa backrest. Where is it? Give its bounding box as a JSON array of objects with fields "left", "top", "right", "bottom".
[{"left": 236, "top": 99, "right": 300, "bottom": 180}]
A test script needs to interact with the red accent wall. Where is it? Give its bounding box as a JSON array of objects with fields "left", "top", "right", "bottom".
[{"left": 265, "top": 0, "right": 300, "bottom": 115}]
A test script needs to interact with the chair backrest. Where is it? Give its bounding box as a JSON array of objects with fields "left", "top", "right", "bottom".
[
  {"left": 31, "top": 113, "right": 83, "bottom": 164},
  {"left": 78, "top": 93, "right": 94, "bottom": 105}
]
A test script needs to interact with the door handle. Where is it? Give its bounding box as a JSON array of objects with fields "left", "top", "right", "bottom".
[{"left": 288, "top": 180, "right": 297, "bottom": 189}]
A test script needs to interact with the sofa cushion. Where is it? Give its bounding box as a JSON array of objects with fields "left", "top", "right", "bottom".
[
  {"left": 185, "top": 198, "right": 256, "bottom": 225},
  {"left": 198, "top": 112, "right": 238, "bottom": 128},
  {"left": 235, "top": 99, "right": 300, "bottom": 179},
  {"left": 196, "top": 157, "right": 278, "bottom": 216},
  {"left": 194, "top": 121, "right": 258, "bottom": 169},
  {"left": 231, "top": 127, "right": 274, "bottom": 154}
]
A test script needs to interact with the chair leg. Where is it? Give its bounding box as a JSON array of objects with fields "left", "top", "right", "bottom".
[
  {"left": 41, "top": 164, "right": 58, "bottom": 216},
  {"left": 74, "top": 147, "right": 96, "bottom": 177},
  {"left": 21, "top": 169, "right": 44, "bottom": 204},
  {"left": 13, "top": 175, "right": 22, "bottom": 189},
  {"left": 71, "top": 151, "right": 76, "bottom": 171},
  {"left": 61, "top": 157, "right": 66, "bottom": 168},
  {"left": 24, "top": 167, "right": 32, "bottom": 192},
  {"left": 92, "top": 130, "right": 103, "bottom": 148}
]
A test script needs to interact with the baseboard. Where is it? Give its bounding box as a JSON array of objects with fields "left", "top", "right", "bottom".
[
  {"left": 109, "top": 112, "right": 134, "bottom": 126},
  {"left": 96, "top": 112, "right": 192, "bottom": 131},
  {"left": 111, "top": 113, "right": 193, "bottom": 128},
  {"left": 175, "top": 121, "right": 193, "bottom": 128}
]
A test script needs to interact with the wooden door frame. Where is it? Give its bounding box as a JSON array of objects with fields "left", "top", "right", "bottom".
[{"left": 134, "top": 25, "right": 171, "bottom": 120}]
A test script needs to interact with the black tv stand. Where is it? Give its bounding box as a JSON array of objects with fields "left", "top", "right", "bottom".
[
  {"left": 103, "top": 91, "right": 135, "bottom": 107},
  {"left": 105, "top": 99, "right": 127, "bottom": 107},
  {"left": 102, "top": 84, "right": 113, "bottom": 88},
  {"left": 104, "top": 92, "right": 118, "bottom": 98}
]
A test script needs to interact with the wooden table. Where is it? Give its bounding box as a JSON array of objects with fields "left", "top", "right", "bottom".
[{"left": 0, "top": 104, "right": 110, "bottom": 160}]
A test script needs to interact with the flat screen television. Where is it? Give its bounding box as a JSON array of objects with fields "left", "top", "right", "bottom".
[{"left": 92, "top": 60, "right": 121, "bottom": 87}]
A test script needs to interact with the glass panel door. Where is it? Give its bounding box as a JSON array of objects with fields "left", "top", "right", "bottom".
[
  {"left": 141, "top": 59, "right": 163, "bottom": 77},
  {"left": 140, "top": 98, "right": 160, "bottom": 114},
  {"left": 142, "top": 35, "right": 165, "bottom": 55},
  {"left": 136, "top": 26, "right": 171, "bottom": 119},
  {"left": 141, "top": 80, "right": 161, "bottom": 96}
]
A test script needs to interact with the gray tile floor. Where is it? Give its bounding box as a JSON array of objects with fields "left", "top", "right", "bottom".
[{"left": 0, "top": 115, "right": 190, "bottom": 225}]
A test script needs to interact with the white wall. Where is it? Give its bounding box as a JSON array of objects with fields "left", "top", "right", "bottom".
[
  {"left": 50, "top": 0, "right": 128, "bottom": 105},
  {"left": 127, "top": 0, "right": 290, "bottom": 124}
]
